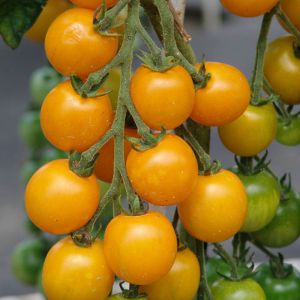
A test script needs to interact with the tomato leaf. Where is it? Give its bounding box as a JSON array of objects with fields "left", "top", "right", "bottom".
[{"left": 0, "top": 0, "right": 47, "bottom": 49}]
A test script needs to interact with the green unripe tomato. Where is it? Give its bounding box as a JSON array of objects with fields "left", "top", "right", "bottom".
[
  {"left": 276, "top": 117, "right": 300, "bottom": 146},
  {"left": 29, "top": 66, "right": 62, "bottom": 108}
]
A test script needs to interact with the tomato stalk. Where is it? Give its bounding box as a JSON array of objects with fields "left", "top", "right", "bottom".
[{"left": 251, "top": 8, "right": 276, "bottom": 106}]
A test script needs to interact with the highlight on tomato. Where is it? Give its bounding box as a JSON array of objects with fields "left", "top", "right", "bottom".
[
  {"left": 130, "top": 65, "right": 195, "bottom": 130},
  {"left": 126, "top": 134, "right": 199, "bottom": 206},
  {"left": 25, "top": 159, "right": 100, "bottom": 234},
  {"left": 40, "top": 80, "right": 113, "bottom": 152},
  {"left": 70, "top": 0, "right": 118, "bottom": 9},
  {"left": 45, "top": 8, "right": 119, "bottom": 78},
  {"left": 178, "top": 169, "right": 248, "bottom": 243},
  {"left": 103, "top": 211, "right": 177, "bottom": 285},
  {"left": 141, "top": 247, "right": 201, "bottom": 300},
  {"left": 191, "top": 62, "right": 250, "bottom": 126},
  {"left": 42, "top": 237, "right": 114, "bottom": 300}
]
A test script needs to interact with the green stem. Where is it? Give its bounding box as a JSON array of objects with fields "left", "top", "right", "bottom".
[
  {"left": 251, "top": 9, "right": 275, "bottom": 105},
  {"left": 232, "top": 233, "right": 249, "bottom": 265}
]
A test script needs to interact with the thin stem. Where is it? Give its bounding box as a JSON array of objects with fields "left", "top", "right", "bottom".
[
  {"left": 232, "top": 233, "right": 249, "bottom": 265},
  {"left": 251, "top": 9, "right": 276, "bottom": 105}
]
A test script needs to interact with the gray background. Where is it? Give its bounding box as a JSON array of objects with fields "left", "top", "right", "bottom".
[{"left": 0, "top": 3, "right": 299, "bottom": 296}]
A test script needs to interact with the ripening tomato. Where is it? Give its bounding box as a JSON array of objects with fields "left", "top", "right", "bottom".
[
  {"left": 95, "top": 128, "right": 137, "bottom": 183},
  {"left": 26, "top": 0, "right": 71, "bottom": 43},
  {"left": 191, "top": 62, "right": 250, "bottom": 126},
  {"left": 178, "top": 170, "right": 248, "bottom": 243},
  {"left": 42, "top": 237, "right": 114, "bottom": 300},
  {"left": 264, "top": 36, "right": 300, "bottom": 105},
  {"left": 280, "top": 0, "right": 300, "bottom": 32},
  {"left": 218, "top": 103, "right": 277, "bottom": 157},
  {"left": 25, "top": 159, "right": 100, "bottom": 234},
  {"left": 70, "top": 0, "right": 118, "bottom": 9},
  {"left": 126, "top": 134, "right": 198, "bottom": 206},
  {"left": 220, "top": 0, "right": 279, "bottom": 17},
  {"left": 104, "top": 211, "right": 177, "bottom": 285},
  {"left": 40, "top": 80, "right": 113, "bottom": 152},
  {"left": 45, "top": 8, "right": 119, "bottom": 78},
  {"left": 141, "top": 247, "right": 201, "bottom": 300},
  {"left": 130, "top": 65, "right": 195, "bottom": 130}
]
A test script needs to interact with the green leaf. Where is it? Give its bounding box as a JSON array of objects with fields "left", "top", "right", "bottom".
[{"left": 0, "top": 0, "right": 47, "bottom": 49}]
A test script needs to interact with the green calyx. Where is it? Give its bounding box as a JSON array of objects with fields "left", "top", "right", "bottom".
[
  {"left": 269, "top": 253, "right": 293, "bottom": 279},
  {"left": 69, "top": 150, "right": 99, "bottom": 177},
  {"left": 195, "top": 61, "right": 211, "bottom": 90},
  {"left": 138, "top": 51, "right": 177, "bottom": 72}
]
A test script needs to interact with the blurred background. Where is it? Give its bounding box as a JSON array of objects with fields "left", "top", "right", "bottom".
[{"left": 0, "top": 0, "right": 299, "bottom": 296}]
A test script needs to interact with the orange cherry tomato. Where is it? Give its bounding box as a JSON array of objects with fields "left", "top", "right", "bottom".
[
  {"left": 25, "top": 159, "right": 100, "bottom": 234},
  {"left": 126, "top": 134, "right": 199, "bottom": 206},
  {"left": 141, "top": 247, "right": 201, "bottom": 300},
  {"left": 26, "top": 0, "right": 71, "bottom": 43},
  {"left": 130, "top": 65, "right": 195, "bottom": 130},
  {"left": 70, "top": 0, "right": 118, "bottom": 9},
  {"left": 220, "top": 0, "right": 279, "bottom": 17},
  {"left": 95, "top": 128, "right": 137, "bottom": 183},
  {"left": 45, "top": 8, "right": 119, "bottom": 78},
  {"left": 42, "top": 237, "right": 114, "bottom": 300},
  {"left": 40, "top": 80, "right": 113, "bottom": 152},
  {"left": 104, "top": 211, "right": 177, "bottom": 285},
  {"left": 178, "top": 170, "right": 248, "bottom": 243},
  {"left": 191, "top": 62, "right": 250, "bottom": 126},
  {"left": 280, "top": 0, "right": 300, "bottom": 32},
  {"left": 218, "top": 103, "right": 277, "bottom": 157}
]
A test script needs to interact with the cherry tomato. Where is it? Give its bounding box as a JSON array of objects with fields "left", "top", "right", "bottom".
[
  {"left": 45, "top": 8, "right": 119, "bottom": 78},
  {"left": 276, "top": 116, "right": 300, "bottom": 146},
  {"left": 220, "top": 0, "right": 279, "bottom": 17},
  {"left": 141, "top": 247, "right": 201, "bottom": 300},
  {"left": 178, "top": 170, "right": 248, "bottom": 243},
  {"left": 25, "top": 159, "right": 100, "bottom": 234},
  {"left": 254, "top": 263, "right": 300, "bottom": 300},
  {"left": 104, "top": 211, "right": 177, "bottom": 285},
  {"left": 40, "top": 80, "right": 113, "bottom": 152},
  {"left": 11, "top": 239, "right": 49, "bottom": 285},
  {"left": 26, "top": 0, "right": 71, "bottom": 43},
  {"left": 130, "top": 65, "right": 195, "bottom": 130},
  {"left": 252, "top": 189, "right": 300, "bottom": 248},
  {"left": 191, "top": 62, "right": 250, "bottom": 126},
  {"left": 95, "top": 128, "right": 137, "bottom": 183},
  {"left": 264, "top": 36, "right": 300, "bottom": 105},
  {"left": 126, "top": 134, "right": 198, "bottom": 206},
  {"left": 238, "top": 170, "right": 280, "bottom": 232},
  {"left": 29, "top": 66, "right": 63, "bottom": 109},
  {"left": 280, "top": 0, "right": 300, "bottom": 32},
  {"left": 42, "top": 237, "right": 114, "bottom": 300},
  {"left": 218, "top": 103, "right": 277, "bottom": 157},
  {"left": 103, "top": 68, "right": 121, "bottom": 110},
  {"left": 19, "top": 111, "right": 47, "bottom": 151},
  {"left": 212, "top": 278, "right": 266, "bottom": 300},
  {"left": 70, "top": 0, "right": 118, "bottom": 9}
]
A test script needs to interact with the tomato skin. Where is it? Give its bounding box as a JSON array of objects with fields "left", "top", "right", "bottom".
[
  {"left": 238, "top": 170, "right": 280, "bottom": 233},
  {"left": 42, "top": 237, "right": 114, "bottom": 300},
  {"left": 220, "top": 0, "right": 279, "bottom": 17},
  {"left": 264, "top": 36, "right": 300, "bottom": 105},
  {"left": 41, "top": 80, "right": 113, "bottom": 152},
  {"left": 26, "top": 0, "right": 71, "bottom": 43},
  {"left": 25, "top": 159, "right": 100, "bottom": 234},
  {"left": 70, "top": 0, "right": 118, "bottom": 9},
  {"left": 104, "top": 211, "right": 177, "bottom": 285},
  {"left": 95, "top": 128, "right": 137, "bottom": 183},
  {"left": 178, "top": 170, "right": 248, "bottom": 243},
  {"left": 254, "top": 263, "right": 300, "bottom": 300},
  {"left": 29, "top": 66, "right": 63, "bottom": 109},
  {"left": 212, "top": 278, "right": 266, "bottom": 300},
  {"left": 252, "top": 192, "right": 300, "bottom": 248},
  {"left": 130, "top": 65, "right": 195, "bottom": 130},
  {"left": 126, "top": 134, "right": 198, "bottom": 206},
  {"left": 19, "top": 111, "right": 47, "bottom": 151},
  {"left": 141, "top": 247, "right": 200, "bottom": 300},
  {"left": 218, "top": 103, "right": 277, "bottom": 157},
  {"left": 45, "top": 8, "right": 119, "bottom": 78},
  {"left": 191, "top": 62, "right": 250, "bottom": 126},
  {"left": 280, "top": 0, "right": 300, "bottom": 32},
  {"left": 11, "top": 239, "right": 49, "bottom": 285}
]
